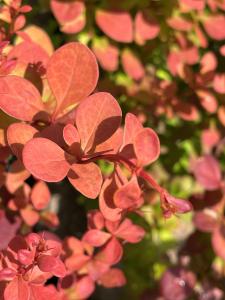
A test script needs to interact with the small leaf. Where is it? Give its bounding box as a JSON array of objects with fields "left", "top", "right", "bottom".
[
  {"left": 134, "top": 11, "right": 160, "bottom": 44},
  {"left": 51, "top": 0, "right": 86, "bottom": 34},
  {"left": 134, "top": 128, "right": 160, "bottom": 166},
  {"left": 114, "top": 219, "right": 145, "bottom": 243},
  {"left": 121, "top": 49, "right": 145, "bottom": 81},
  {"left": 68, "top": 162, "right": 102, "bottom": 199},
  {"left": 63, "top": 124, "right": 80, "bottom": 146},
  {"left": 99, "top": 268, "right": 126, "bottom": 288},
  {"left": 193, "top": 155, "right": 222, "bottom": 190},
  {"left": 99, "top": 176, "right": 122, "bottom": 222},
  {"left": 96, "top": 9, "right": 133, "bottom": 43},
  {"left": 123, "top": 113, "right": 143, "bottom": 146},
  {"left": 23, "top": 138, "right": 70, "bottom": 182},
  {"left": 96, "top": 237, "right": 123, "bottom": 265},
  {"left": 92, "top": 38, "right": 119, "bottom": 72},
  {"left": 37, "top": 255, "right": 66, "bottom": 277},
  {"left": 82, "top": 229, "right": 111, "bottom": 247},
  {"left": 114, "top": 176, "right": 143, "bottom": 209},
  {"left": 7, "top": 123, "right": 38, "bottom": 160},
  {"left": 31, "top": 181, "right": 51, "bottom": 210},
  {"left": 0, "top": 75, "right": 44, "bottom": 121}
]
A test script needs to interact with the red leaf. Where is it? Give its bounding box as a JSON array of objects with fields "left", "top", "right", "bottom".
[
  {"left": 51, "top": 0, "right": 86, "bottom": 34},
  {"left": 201, "top": 128, "right": 220, "bottom": 152},
  {"left": 46, "top": 42, "right": 98, "bottom": 117},
  {"left": 71, "top": 276, "right": 95, "bottom": 300},
  {"left": 0, "top": 210, "right": 21, "bottom": 250},
  {"left": 134, "top": 11, "right": 160, "bottom": 44},
  {"left": 193, "top": 210, "right": 219, "bottom": 233},
  {"left": 20, "top": 207, "right": 40, "bottom": 226},
  {"left": 200, "top": 52, "right": 217, "bottom": 74},
  {"left": 68, "top": 162, "right": 102, "bottom": 199},
  {"left": 121, "top": 49, "right": 145, "bottom": 81},
  {"left": 30, "top": 181, "right": 51, "bottom": 210},
  {"left": 8, "top": 40, "right": 49, "bottom": 73},
  {"left": 96, "top": 9, "right": 133, "bottom": 43},
  {"left": 99, "top": 175, "right": 123, "bottom": 222},
  {"left": 196, "top": 89, "right": 218, "bottom": 113},
  {"left": 181, "top": 0, "right": 205, "bottom": 10},
  {"left": 114, "top": 218, "right": 145, "bottom": 243},
  {"left": 193, "top": 155, "right": 222, "bottom": 190},
  {"left": 87, "top": 210, "right": 105, "bottom": 230},
  {"left": 13, "top": 14, "right": 26, "bottom": 32},
  {"left": 0, "top": 76, "right": 44, "bottom": 121},
  {"left": 7, "top": 123, "right": 38, "bottom": 160},
  {"left": 4, "top": 276, "right": 30, "bottom": 300},
  {"left": 203, "top": 15, "right": 225, "bottom": 40},
  {"left": 213, "top": 74, "right": 225, "bottom": 94},
  {"left": 92, "top": 38, "right": 119, "bottom": 72},
  {"left": 82, "top": 229, "right": 111, "bottom": 247},
  {"left": 63, "top": 124, "right": 80, "bottom": 147},
  {"left": 37, "top": 255, "right": 66, "bottom": 277},
  {"left": 0, "top": 268, "right": 17, "bottom": 281},
  {"left": 18, "top": 249, "right": 34, "bottom": 265},
  {"left": 167, "top": 16, "right": 192, "bottom": 31},
  {"left": 134, "top": 128, "right": 160, "bottom": 166},
  {"left": 99, "top": 268, "right": 126, "bottom": 288},
  {"left": 123, "top": 113, "right": 143, "bottom": 146},
  {"left": 96, "top": 237, "right": 123, "bottom": 265},
  {"left": 75, "top": 92, "right": 121, "bottom": 153},
  {"left": 30, "top": 284, "right": 60, "bottom": 300},
  {"left": 6, "top": 160, "right": 30, "bottom": 194},
  {"left": 23, "top": 138, "right": 70, "bottom": 182},
  {"left": 114, "top": 176, "right": 143, "bottom": 210}
]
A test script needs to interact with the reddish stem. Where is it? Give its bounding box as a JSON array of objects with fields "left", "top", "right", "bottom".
[{"left": 82, "top": 153, "right": 164, "bottom": 194}]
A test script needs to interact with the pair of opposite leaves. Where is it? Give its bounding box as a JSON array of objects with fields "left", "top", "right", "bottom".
[{"left": 0, "top": 42, "right": 160, "bottom": 200}]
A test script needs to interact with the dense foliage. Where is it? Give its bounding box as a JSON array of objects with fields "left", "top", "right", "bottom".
[{"left": 0, "top": 0, "right": 225, "bottom": 299}]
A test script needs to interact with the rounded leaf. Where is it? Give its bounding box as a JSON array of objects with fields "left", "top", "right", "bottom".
[
  {"left": 0, "top": 76, "right": 44, "bottom": 121},
  {"left": 46, "top": 42, "right": 99, "bottom": 117},
  {"left": 96, "top": 9, "right": 133, "bottom": 43},
  {"left": 68, "top": 162, "right": 102, "bottom": 199},
  {"left": 134, "top": 128, "right": 160, "bottom": 166},
  {"left": 23, "top": 138, "right": 70, "bottom": 182},
  {"left": 75, "top": 92, "right": 122, "bottom": 153}
]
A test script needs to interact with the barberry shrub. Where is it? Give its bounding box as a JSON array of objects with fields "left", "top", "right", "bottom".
[{"left": 0, "top": 0, "right": 225, "bottom": 299}]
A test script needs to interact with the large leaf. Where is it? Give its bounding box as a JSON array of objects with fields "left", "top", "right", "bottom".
[
  {"left": 75, "top": 92, "right": 121, "bottom": 153},
  {"left": 23, "top": 138, "right": 71, "bottom": 182},
  {"left": 0, "top": 76, "right": 44, "bottom": 121},
  {"left": 46, "top": 42, "right": 98, "bottom": 117}
]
